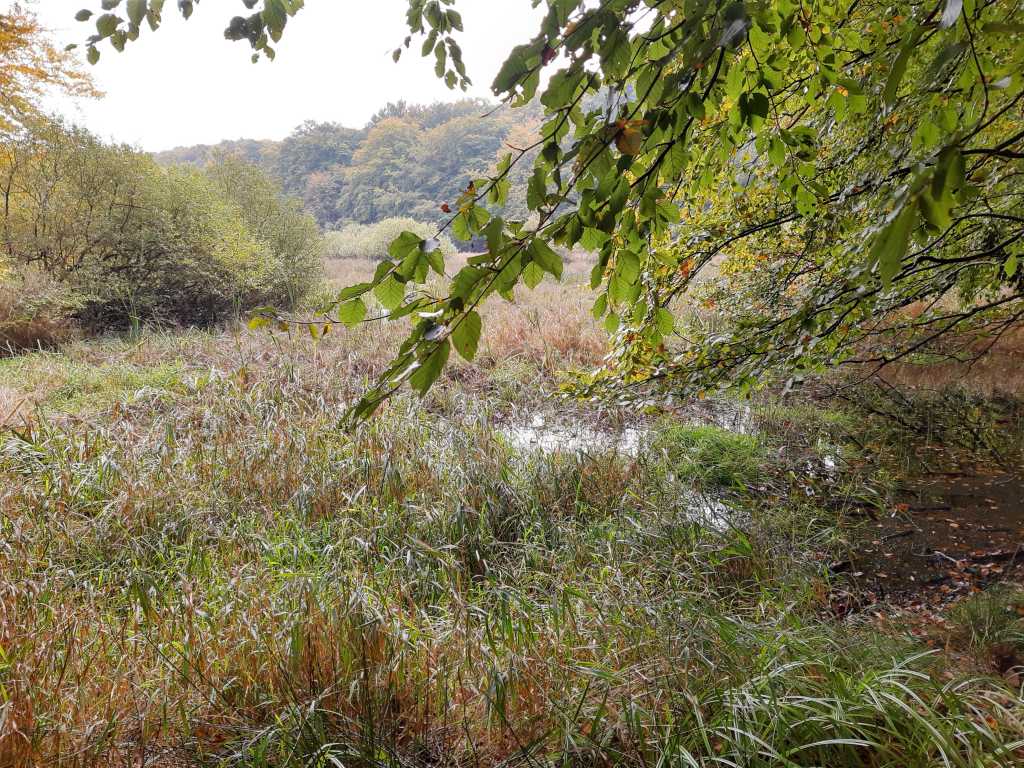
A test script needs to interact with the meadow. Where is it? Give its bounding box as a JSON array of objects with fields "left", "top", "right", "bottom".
[{"left": 2, "top": 259, "right": 1023, "bottom": 767}]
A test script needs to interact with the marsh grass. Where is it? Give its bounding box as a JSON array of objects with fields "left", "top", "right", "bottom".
[
  {"left": 1, "top": 288, "right": 1023, "bottom": 766},
  {"left": 650, "top": 423, "right": 766, "bottom": 491},
  {"left": 947, "top": 587, "right": 1024, "bottom": 660},
  {"left": 0, "top": 267, "right": 79, "bottom": 355}
]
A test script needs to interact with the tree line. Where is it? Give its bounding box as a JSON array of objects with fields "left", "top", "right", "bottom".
[{"left": 156, "top": 99, "right": 544, "bottom": 235}]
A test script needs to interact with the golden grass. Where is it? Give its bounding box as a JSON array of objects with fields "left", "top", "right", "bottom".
[
  {"left": 0, "top": 269, "right": 75, "bottom": 354},
  {"left": 0, "top": 385, "right": 30, "bottom": 426},
  {"left": 879, "top": 326, "right": 1024, "bottom": 396},
  {"left": 321, "top": 256, "right": 606, "bottom": 375}
]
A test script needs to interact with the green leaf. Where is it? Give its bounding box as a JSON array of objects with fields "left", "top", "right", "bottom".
[
  {"left": 656, "top": 308, "right": 675, "bottom": 336},
  {"left": 529, "top": 239, "right": 563, "bottom": 279},
  {"left": 739, "top": 92, "right": 770, "bottom": 125},
  {"left": 338, "top": 282, "right": 372, "bottom": 301},
  {"left": 126, "top": 0, "right": 147, "bottom": 25},
  {"left": 338, "top": 299, "right": 367, "bottom": 327},
  {"left": 451, "top": 311, "right": 482, "bottom": 361},
  {"left": 374, "top": 275, "right": 406, "bottom": 311},
  {"left": 527, "top": 166, "right": 547, "bottom": 210},
  {"left": 580, "top": 227, "right": 610, "bottom": 252},
  {"left": 389, "top": 231, "right": 423, "bottom": 260},
  {"left": 468, "top": 205, "right": 490, "bottom": 233},
  {"left": 883, "top": 34, "right": 919, "bottom": 105},
  {"left": 522, "top": 260, "right": 544, "bottom": 289},
  {"left": 410, "top": 339, "right": 450, "bottom": 395},
  {"left": 787, "top": 23, "right": 805, "bottom": 48},
  {"left": 451, "top": 266, "right": 485, "bottom": 299},
  {"left": 871, "top": 203, "right": 916, "bottom": 288},
  {"left": 616, "top": 251, "right": 641, "bottom": 285},
  {"left": 491, "top": 43, "right": 535, "bottom": 95},
  {"left": 451, "top": 213, "right": 472, "bottom": 241},
  {"left": 483, "top": 216, "right": 505, "bottom": 256},
  {"left": 96, "top": 13, "right": 120, "bottom": 37},
  {"left": 424, "top": 248, "right": 445, "bottom": 275},
  {"left": 918, "top": 191, "right": 950, "bottom": 232}
]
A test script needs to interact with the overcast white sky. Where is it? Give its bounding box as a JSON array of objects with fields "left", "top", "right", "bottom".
[{"left": 17, "top": 0, "right": 542, "bottom": 151}]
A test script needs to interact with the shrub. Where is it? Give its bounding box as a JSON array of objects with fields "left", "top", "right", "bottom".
[
  {"left": 204, "top": 157, "right": 324, "bottom": 309},
  {"left": 0, "top": 120, "right": 324, "bottom": 330},
  {"left": 322, "top": 223, "right": 370, "bottom": 260},
  {"left": 68, "top": 164, "right": 268, "bottom": 328},
  {"left": 0, "top": 265, "right": 80, "bottom": 353},
  {"left": 324, "top": 217, "right": 455, "bottom": 262}
]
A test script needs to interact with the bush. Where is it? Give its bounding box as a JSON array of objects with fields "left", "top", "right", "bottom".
[
  {"left": 324, "top": 217, "right": 455, "bottom": 262},
  {"left": 322, "top": 223, "right": 370, "bottom": 260},
  {"left": 0, "top": 265, "right": 80, "bottom": 353},
  {"left": 204, "top": 157, "right": 324, "bottom": 309},
  {"left": 68, "top": 164, "right": 268, "bottom": 328},
  {"left": 1, "top": 120, "right": 324, "bottom": 330}
]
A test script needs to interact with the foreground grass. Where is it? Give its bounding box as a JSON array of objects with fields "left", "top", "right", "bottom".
[{"left": 1, "top": 304, "right": 1023, "bottom": 766}]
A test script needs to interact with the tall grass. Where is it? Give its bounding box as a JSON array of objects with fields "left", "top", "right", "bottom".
[
  {"left": 651, "top": 423, "right": 766, "bottom": 491},
  {"left": 1, "top": 306, "right": 1022, "bottom": 766},
  {"left": 0, "top": 266, "right": 79, "bottom": 354}
]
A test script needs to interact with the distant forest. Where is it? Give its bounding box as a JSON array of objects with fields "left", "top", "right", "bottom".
[{"left": 156, "top": 99, "right": 544, "bottom": 230}]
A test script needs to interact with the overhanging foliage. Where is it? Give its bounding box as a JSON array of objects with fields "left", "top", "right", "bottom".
[{"left": 77, "top": 0, "right": 1024, "bottom": 418}]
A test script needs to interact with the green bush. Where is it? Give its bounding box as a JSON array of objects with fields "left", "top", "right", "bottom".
[
  {"left": 0, "top": 120, "right": 324, "bottom": 330},
  {"left": 204, "top": 157, "right": 324, "bottom": 309},
  {"left": 324, "top": 217, "right": 455, "bottom": 262}
]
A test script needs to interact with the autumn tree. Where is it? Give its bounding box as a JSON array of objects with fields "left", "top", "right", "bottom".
[
  {"left": 0, "top": 4, "right": 97, "bottom": 133},
  {"left": 271, "top": 120, "right": 363, "bottom": 197},
  {"left": 156, "top": 99, "right": 528, "bottom": 232}
]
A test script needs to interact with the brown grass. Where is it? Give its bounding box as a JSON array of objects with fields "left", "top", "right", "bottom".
[
  {"left": 878, "top": 326, "right": 1024, "bottom": 396},
  {"left": 0, "top": 267, "right": 76, "bottom": 354},
  {"left": 321, "top": 256, "right": 606, "bottom": 375},
  {"left": 0, "top": 385, "right": 31, "bottom": 427}
]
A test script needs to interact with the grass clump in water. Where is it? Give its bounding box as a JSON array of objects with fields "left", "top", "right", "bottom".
[{"left": 651, "top": 422, "right": 766, "bottom": 491}]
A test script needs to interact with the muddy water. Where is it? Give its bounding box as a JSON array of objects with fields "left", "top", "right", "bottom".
[
  {"left": 499, "top": 405, "right": 1023, "bottom": 606},
  {"left": 851, "top": 471, "right": 1024, "bottom": 606}
]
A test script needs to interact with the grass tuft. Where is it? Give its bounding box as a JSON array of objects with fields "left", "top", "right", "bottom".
[{"left": 651, "top": 422, "right": 766, "bottom": 491}]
